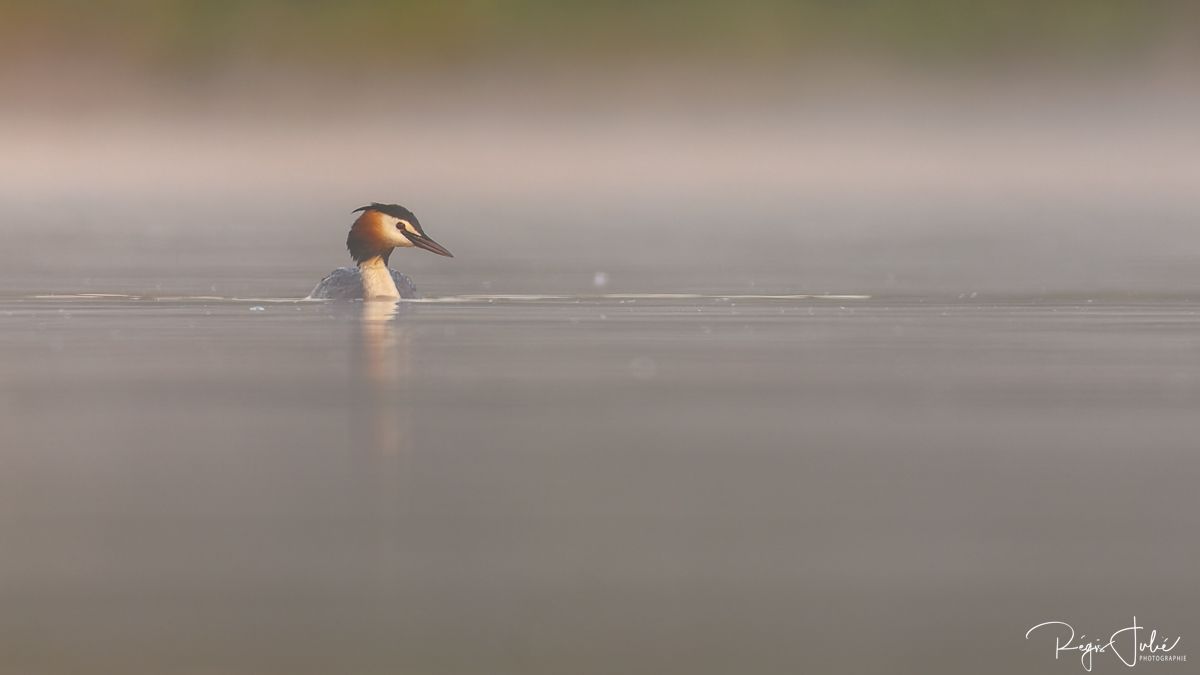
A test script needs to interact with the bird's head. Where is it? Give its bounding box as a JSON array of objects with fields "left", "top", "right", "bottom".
[{"left": 347, "top": 203, "right": 454, "bottom": 265}]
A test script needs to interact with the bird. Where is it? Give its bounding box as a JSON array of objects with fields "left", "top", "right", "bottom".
[{"left": 309, "top": 203, "right": 453, "bottom": 300}]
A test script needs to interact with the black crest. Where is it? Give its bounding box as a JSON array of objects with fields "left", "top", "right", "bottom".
[{"left": 353, "top": 202, "right": 419, "bottom": 227}]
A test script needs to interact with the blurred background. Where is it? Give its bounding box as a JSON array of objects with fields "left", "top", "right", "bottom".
[
  {"left": 3, "top": 3, "right": 1200, "bottom": 675},
  {"left": 2, "top": 0, "right": 1199, "bottom": 297}
]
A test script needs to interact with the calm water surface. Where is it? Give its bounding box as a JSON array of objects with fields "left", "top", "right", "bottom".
[
  {"left": 2, "top": 288, "right": 1198, "bottom": 674},
  {"left": 4, "top": 84, "right": 1200, "bottom": 673}
]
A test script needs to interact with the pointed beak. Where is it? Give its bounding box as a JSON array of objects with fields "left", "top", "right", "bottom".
[{"left": 409, "top": 233, "right": 454, "bottom": 258}]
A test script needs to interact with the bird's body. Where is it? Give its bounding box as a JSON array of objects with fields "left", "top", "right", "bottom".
[
  {"left": 308, "top": 202, "right": 453, "bottom": 300},
  {"left": 308, "top": 266, "right": 419, "bottom": 300}
]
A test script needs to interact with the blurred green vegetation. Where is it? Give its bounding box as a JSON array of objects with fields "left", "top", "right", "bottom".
[{"left": 2, "top": 0, "right": 1192, "bottom": 72}]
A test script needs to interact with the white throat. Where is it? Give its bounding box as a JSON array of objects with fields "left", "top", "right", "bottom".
[{"left": 358, "top": 255, "right": 399, "bottom": 299}]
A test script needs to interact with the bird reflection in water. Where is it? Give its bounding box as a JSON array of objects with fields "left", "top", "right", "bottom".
[
  {"left": 349, "top": 299, "right": 416, "bottom": 589},
  {"left": 355, "top": 299, "right": 410, "bottom": 451}
]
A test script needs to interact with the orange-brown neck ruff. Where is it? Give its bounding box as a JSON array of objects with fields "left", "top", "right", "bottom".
[{"left": 347, "top": 210, "right": 394, "bottom": 265}]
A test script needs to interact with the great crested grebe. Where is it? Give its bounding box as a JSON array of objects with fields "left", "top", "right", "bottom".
[{"left": 309, "top": 203, "right": 453, "bottom": 300}]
